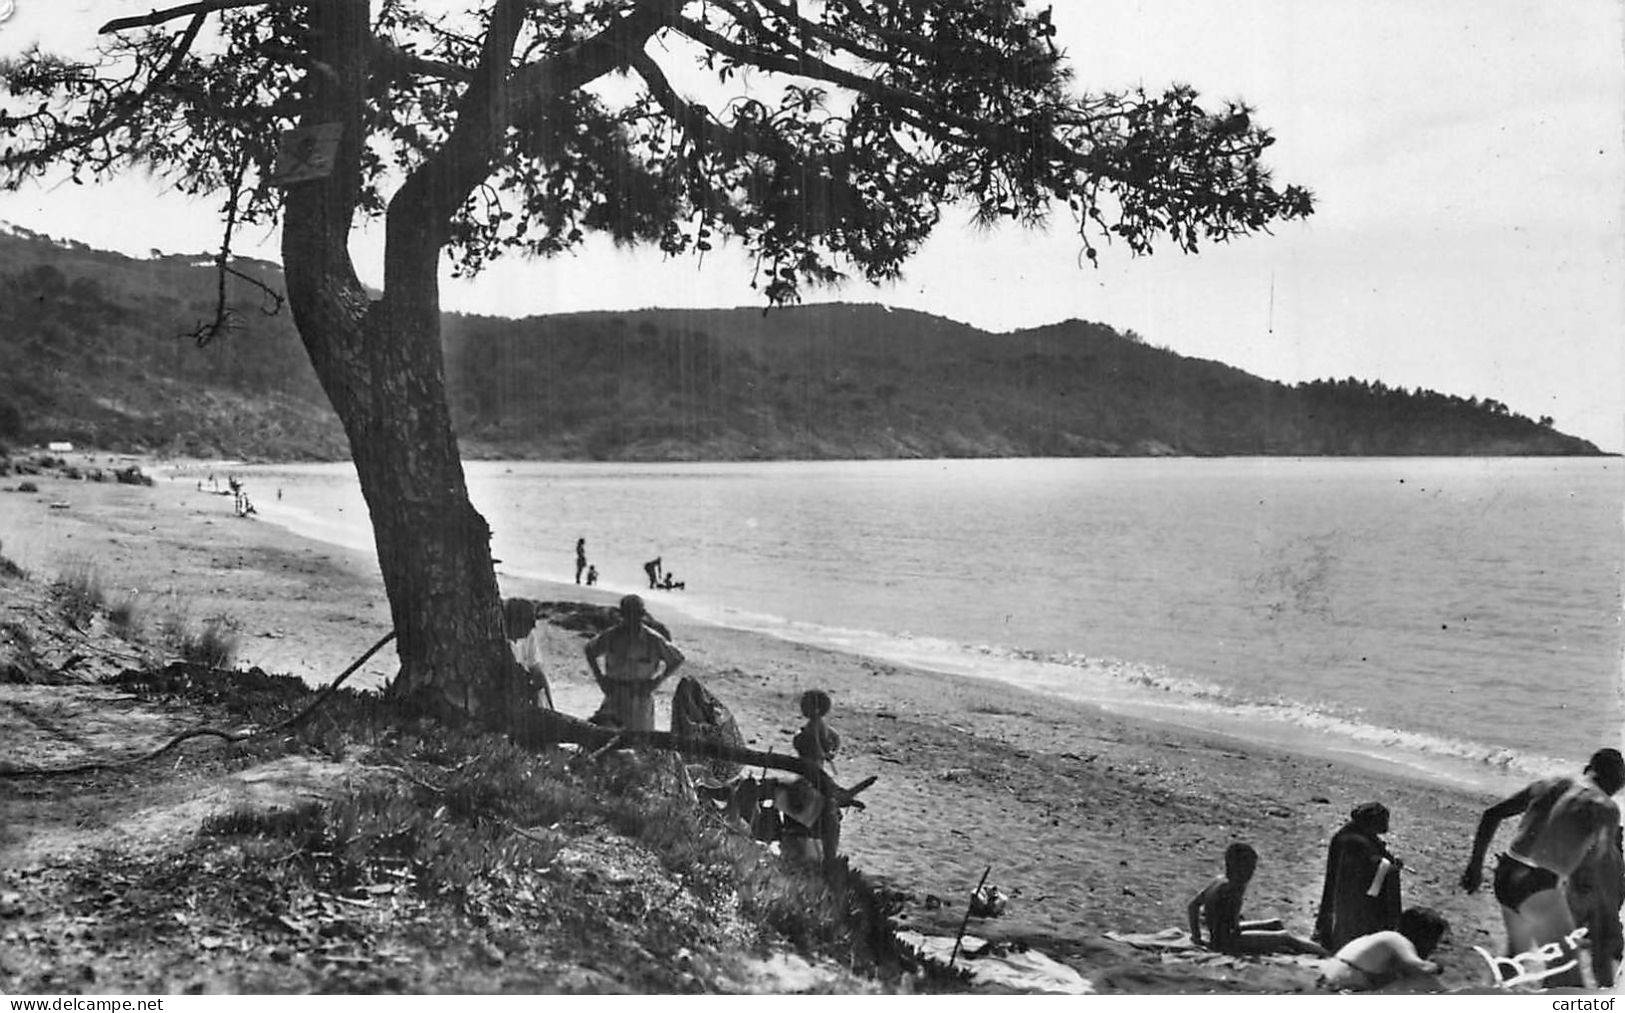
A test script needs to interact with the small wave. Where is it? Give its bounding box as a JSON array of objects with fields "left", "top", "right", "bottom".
[
  {"left": 731, "top": 623, "right": 1574, "bottom": 787},
  {"left": 954, "top": 640, "right": 1571, "bottom": 781},
  {"left": 233, "top": 468, "right": 1580, "bottom": 790}
]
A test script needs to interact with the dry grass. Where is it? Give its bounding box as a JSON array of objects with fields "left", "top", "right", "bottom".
[
  {"left": 51, "top": 559, "right": 104, "bottom": 629},
  {"left": 105, "top": 592, "right": 144, "bottom": 639},
  {"left": 186, "top": 615, "right": 240, "bottom": 669},
  {"left": 181, "top": 678, "right": 893, "bottom": 979},
  {"left": 0, "top": 537, "right": 25, "bottom": 580}
]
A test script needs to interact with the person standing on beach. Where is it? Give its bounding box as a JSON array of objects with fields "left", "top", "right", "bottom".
[
  {"left": 584, "top": 594, "right": 684, "bottom": 732},
  {"left": 1460, "top": 747, "right": 1625, "bottom": 989},
  {"left": 575, "top": 538, "right": 587, "bottom": 585},
  {"left": 1314, "top": 801, "right": 1403, "bottom": 950},
  {"left": 644, "top": 556, "right": 662, "bottom": 589}
]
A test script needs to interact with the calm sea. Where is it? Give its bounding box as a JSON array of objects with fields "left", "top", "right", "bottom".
[{"left": 234, "top": 457, "right": 1623, "bottom": 795}]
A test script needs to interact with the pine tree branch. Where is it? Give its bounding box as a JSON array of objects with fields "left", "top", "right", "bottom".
[
  {"left": 10, "top": 13, "right": 208, "bottom": 173},
  {"left": 100, "top": 0, "right": 295, "bottom": 35}
]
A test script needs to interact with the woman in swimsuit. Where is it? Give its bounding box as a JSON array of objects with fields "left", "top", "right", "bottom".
[{"left": 1319, "top": 907, "right": 1448, "bottom": 992}]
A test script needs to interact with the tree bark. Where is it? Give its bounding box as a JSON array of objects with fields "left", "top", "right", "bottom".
[
  {"left": 273, "top": 2, "right": 675, "bottom": 727},
  {"left": 278, "top": 0, "right": 522, "bottom": 723},
  {"left": 349, "top": 302, "right": 521, "bottom": 719}
]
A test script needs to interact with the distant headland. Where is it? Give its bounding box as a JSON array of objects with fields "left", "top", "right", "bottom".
[{"left": 0, "top": 224, "right": 1604, "bottom": 462}]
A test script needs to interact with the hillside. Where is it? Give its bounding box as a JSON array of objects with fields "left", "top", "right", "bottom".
[
  {"left": 0, "top": 226, "right": 1603, "bottom": 460},
  {"left": 0, "top": 227, "right": 345, "bottom": 459}
]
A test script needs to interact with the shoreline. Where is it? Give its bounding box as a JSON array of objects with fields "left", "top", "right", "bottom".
[
  {"left": 219, "top": 459, "right": 1583, "bottom": 802},
  {"left": 0, "top": 455, "right": 1579, "bottom": 992}
]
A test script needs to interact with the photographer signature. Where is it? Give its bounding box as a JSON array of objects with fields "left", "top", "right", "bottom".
[{"left": 1473, "top": 927, "right": 1590, "bottom": 991}]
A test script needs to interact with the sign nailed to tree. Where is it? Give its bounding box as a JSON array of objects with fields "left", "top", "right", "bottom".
[{"left": 271, "top": 123, "right": 342, "bottom": 186}]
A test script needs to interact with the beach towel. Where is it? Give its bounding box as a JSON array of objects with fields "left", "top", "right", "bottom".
[
  {"left": 896, "top": 931, "right": 1095, "bottom": 994},
  {"left": 1104, "top": 929, "right": 1327, "bottom": 973}
]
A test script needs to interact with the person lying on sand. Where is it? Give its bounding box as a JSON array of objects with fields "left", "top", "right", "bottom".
[
  {"left": 1318, "top": 906, "right": 1448, "bottom": 991},
  {"left": 1189, "top": 842, "right": 1329, "bottom": 957},
  {"left": 1460, "top": 747, "right": 1625, "bottom": 990}
]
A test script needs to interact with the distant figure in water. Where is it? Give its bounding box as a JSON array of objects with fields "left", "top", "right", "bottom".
[
  {"left": 1317, "top": 907, "right": 1448, "bottom": 992},
  {"left": 585, "top": 565, "right": 598, "bottom": 587},
  {"left": 584, "top": 593, "right": 684, "bottom": 732},
  {"left": 1314, "top": 801, "right": 1403, "bottom": 951},
  {"left": 575, "top": 537, "right": 587, "bottom": 585},
  {"left": 277, "top": 487, "right": 282, "bottom": 501},
  {"left": 1461, "top": 747, "right": 1625, "bottom": 989},
  {"left": 644, "top": 556, "right": 662, "bottom": 589},
  {"left": 660, "top": 572, "right": 685, "bottom": 591},
  {"left": 1189, "top": 842, "right": 1328, "bottom": 957}
]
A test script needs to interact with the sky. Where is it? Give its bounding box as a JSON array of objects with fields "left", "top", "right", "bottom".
[{"left": 0, "top": 1, "right": 1620, "bottom": 450}]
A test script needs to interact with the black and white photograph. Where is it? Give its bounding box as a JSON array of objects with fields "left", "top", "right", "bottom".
[{"left": 0, "top": 0, "right": 1619, "bottom": 997}]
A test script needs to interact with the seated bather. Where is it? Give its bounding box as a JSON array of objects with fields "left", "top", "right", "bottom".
[{"left": 1188, "top": 842, "right": 1328, "bottom": 957}]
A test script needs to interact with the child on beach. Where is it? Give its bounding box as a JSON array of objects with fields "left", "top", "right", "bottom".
[
  {"left": 1189, "top": 842, "right": 1329, "bottom": 957},
  {"left": 1318, "top": 906, "right": 1448, "bottom": 991}
]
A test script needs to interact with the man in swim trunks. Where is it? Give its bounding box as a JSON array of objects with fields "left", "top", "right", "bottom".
[{"left": 1460, "top": 747, "right": 1625, "bottom": 989}]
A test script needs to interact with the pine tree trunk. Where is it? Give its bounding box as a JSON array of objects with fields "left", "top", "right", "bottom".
[
  {"left": 350, "top": 300, "right": 521, "bottom": 720},
  {"left": 276, "top": 0, "right": 526, "bottom": 725}
]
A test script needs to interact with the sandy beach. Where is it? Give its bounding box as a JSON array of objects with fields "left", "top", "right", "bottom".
[{"left": 0, "top": 455, "right": 1580, "bottom": 993}]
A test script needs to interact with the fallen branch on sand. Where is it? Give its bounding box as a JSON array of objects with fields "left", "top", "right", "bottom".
[
  {"left": 0, "top": 631, "right": 397, "bottom": 778},
  {"left": 512, "top": 707, "right": 878, "bottom": 811},
  {"left": 3, "top": 631, "right": 879, "bottom": 815}
]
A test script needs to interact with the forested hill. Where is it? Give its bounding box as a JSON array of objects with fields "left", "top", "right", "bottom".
[{"left": 0, "top": 226, "right": 1605, "bottom": 460}]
